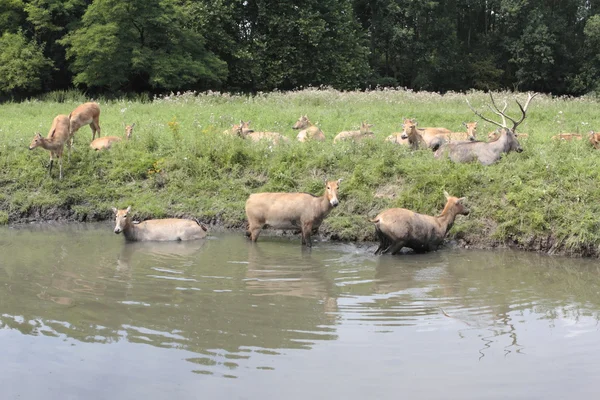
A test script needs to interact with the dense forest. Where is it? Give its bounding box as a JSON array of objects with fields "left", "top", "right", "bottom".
[{"left": 0, "top": 0, "right": 599, "bottom": 97}]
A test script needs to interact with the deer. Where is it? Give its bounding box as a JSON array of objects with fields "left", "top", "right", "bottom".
[
  {"left": 223, "top": 120, "right": 253, "bottom": 136},
  {"left": 28, "top": 114, "right": 72, "bottom": 180},
  {"left": 245, "top": 179, "right": 342, "bottom": 247},
  {"left": 589, "top": 131, "right": 600, "bottom": 149},
  {"left": 371, "top": 191, "right": 469, "bottom": 255},
  {"left": 112, "top": 206, "right": 208, "bottom": 241},
  {"left": 400, "top": 119, "right": 449, "bottom": 151},
  {"left": 450, "top": 122, "right": 478, "bottom": 141},
  {"left": 233, "top": 121, "right": 289, "bottom": 144},
  {"left": 90, "top": 123, "right": 134, "bottom": 151},
  {"left": 434, "top": 92, "right": 537, "bottom": 165},
  {"left": 488, "top": 129, "right": 528, "bottom": 141},
  {"left": 69, "top": 102, "right": 101, "bottom": 141},
  {"left": 551, "top": 133, "right": 583, "bottom": 141},
  {"left": 333, "top": 121, "right": 375, "bottom": 143},
  {"left": 292, "top": 115, "right": 326, "bottom": 142}
]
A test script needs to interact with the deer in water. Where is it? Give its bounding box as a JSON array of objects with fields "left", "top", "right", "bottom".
[
  {"left": 371, "top": 191, "right": 469, "bottom": 255},
  {"left": 435, "top": 92, "right": 537, "bottom": 165},
  {"left": 292, "top": 115, "right": 326, "bottom": 142},
  {"left": 112, "top": 206, "right": 208, "bottom": 241},
  {"left": 69, "top": 102, "right": 101, "bottom": 141},
  {"left": 334, "top": 121, "right": 375, "bottom": 143},
  {"left": 90, "top": 123, "right": 134, "bottom": 151},
  {"left": 245, "top": 179, "right": 342, "bottom": 247},
  {"left": 28, "top": 114, "right": 72, "bottom": 180}
]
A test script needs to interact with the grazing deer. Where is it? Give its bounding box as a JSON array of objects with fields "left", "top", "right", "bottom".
[
  {"left": 90, "top": 123, "right": 134, "bottom": 151},
  {"left": 435, "top": 92, "right": 536, "bottom": 165},
  {"left": 69, "top": 102, "right": 101, "bottom": 140},
  {"left": 334, "top": 121, "right": 374, "bottom": 143},
  {"left": 589, "top": 131, "right": 600, "bottom": 149},
  {"left": 28, "top": 114, "right": 72, "bottom": 180},
  {"left": 245, "top": 179, "right": 342, "bottom": 247},
  {"left": 112, "top": 206, "right": 208, "bottom": 241},
  {"left": 371, "top": 191, "right": 469, "bottom": 255},
  {"left": 292, "top": 115, "right": 326, "bottom": 142},
  {"left": 400, "top": 119, "right": 449, "bottom": 150},
  {"left": 551, "top": 133, "right": 583, "bottom": 141}
]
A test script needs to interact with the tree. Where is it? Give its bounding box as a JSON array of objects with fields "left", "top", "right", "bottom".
[
  {"left": 60, "top": 0, "right": 227, "bottom": 92},
  {"left": 0, "top": 30, "right": 53, "bottom": 95}
]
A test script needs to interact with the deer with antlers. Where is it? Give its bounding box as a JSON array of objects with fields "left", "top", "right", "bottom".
[{"left": 434, "top": 92, "right": 537, "bottom": 165}]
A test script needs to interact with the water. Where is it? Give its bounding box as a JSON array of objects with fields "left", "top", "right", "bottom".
[{"left": 1, "top": 223, "right": 600, "bottom": 399}]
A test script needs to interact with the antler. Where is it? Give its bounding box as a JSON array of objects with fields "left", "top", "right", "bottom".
[
  {"left": 467, "top": 92, "right": 537, "bottom": 132},
  {"left": 466, "top": 96, "right": 506, "bottom": 129},
  {"left": 511, "top": 92, "right": 537, "bottom": 130}
]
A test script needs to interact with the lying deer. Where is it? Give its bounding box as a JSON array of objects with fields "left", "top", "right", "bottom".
[
  {"left": 488, "top": 129, "right": 528, "bottom": 141},
  {"left": 292, "top": 115, "right": 326, "bottom": 142},
  {"left": 400, "top": 118, "right": 451, "bottom": 150},
  {"left": 69, "top": 102, "right": 101, "bottom": 140},
  {"left": 589, "top": 131, "right": 600, "bottom": 149},
  {"left": 334, "top": 122, "right": 374, "bottom": 143},
  {"left": 435, "top": 92, "right": 536, "bottom": 165},
  {"left": 245, "top": 179, "right": 342, "bottom": 247},
  {"left": 112, "top": 206, "right": 208, "bottom": 241},
  {"left": 233, "top": 121, "right": 289, "bottom": 144},
  {"left": 28, "top": 114, "right": 72, "bottom": 180},
  {"left": 551, "top": 133, "right": 583, "bottom": 141},
  {"left": 90, "top": 123, "right": 134, "bottom": 150},
  {"left": 223, "top": 120, "right": 253, "bottom": 136},
  {"left": 371, "top": 191, "right": 469, "bottom": 255}
]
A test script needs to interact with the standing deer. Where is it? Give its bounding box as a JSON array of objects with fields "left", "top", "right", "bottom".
[
  {"left": 292, "top": 115, "right": 325, "bottom": 142},
  {"left": 69, "top": 102, "right": 101, "bottom": 140},
  {"left": 371, "top": 191, "right": 469, "bottom": 255},
  {"left": 90, "top": 123, "right": 134, "bottom": 151},
  {"left": 28, "top": 114, "right": 72, "bottom": 180},
  {"left": 112, "top": 206, "right": 208, "bottom": 241},
  {"left": 334, "top": 121, "right": 375, "bottom": 143},
  {"left": 245, "top": 179, "right": 342, "bottom": 247},
  {"left": 435, "top": 92, "right": 537, "bottom": 165}
]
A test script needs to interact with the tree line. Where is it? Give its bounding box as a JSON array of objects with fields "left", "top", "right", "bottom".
[{"left": 1, "top": 0, "right": 599, "bottom": 97}]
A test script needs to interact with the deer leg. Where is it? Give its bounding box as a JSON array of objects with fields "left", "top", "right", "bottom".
[
  {"left": 387, "top": 241, "right": 406, "bottom": 255},
  {"left": 93, "top": 119, "right": 101, "bottom": 139},
  {"left": 302, "top": 222, "right": 313, "bottom": 247},
  {"left": 48, "top": 155, "right": 54, "bottom": 176},
  {"left": 58, "top": 156, "right": 63, "bottom": 180},
  {"left": 248, "top": 224, "right": 261, "bottom": 242}
]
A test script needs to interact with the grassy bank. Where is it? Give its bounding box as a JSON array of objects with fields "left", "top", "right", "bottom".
[{"left": 1, "top": 88, "right": 600, "bottom": 256}]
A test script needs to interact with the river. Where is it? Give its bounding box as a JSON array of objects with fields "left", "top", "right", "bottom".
[{"left": 1, "top": 223, "right": 599, "bottom": 399}]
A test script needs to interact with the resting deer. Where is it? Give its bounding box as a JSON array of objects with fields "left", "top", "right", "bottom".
[
  {"left": 224, "top": 120, "right": 253, "bottom": 136},
  {"left": 28, "top": 114, "right": 72, "bottom": 180},
  {"left": 400, "top": 119, "right": 448, "bottom": 150},
  {"left": 292, "top": 115, "right": 326, "bottom": 142},
  {"left": 69, "top": 102, "right": 101, "bottom": 141},
  {"left": 551, "top": 133, "right": 583, "bottom": 141},
  {"left": 589, "top": 131, "right": 600, "bottom": 149},
  {"left": 90, "top": 123, "right": 134, "bottom": 150},
  {"left": 435, "top": 92, "right": 537, "bottom": 165},
  {"left": 334, "top": 121, "right": 375, "bottom": 143}
]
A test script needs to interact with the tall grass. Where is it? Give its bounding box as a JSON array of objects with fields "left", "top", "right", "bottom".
[{"left": 1, "top": 88, "right": 600, "bottom": 256}]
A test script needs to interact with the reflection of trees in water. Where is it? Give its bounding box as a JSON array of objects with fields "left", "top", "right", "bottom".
[{"left": 0, "top": 231, "right": 341, "bottom": 376}]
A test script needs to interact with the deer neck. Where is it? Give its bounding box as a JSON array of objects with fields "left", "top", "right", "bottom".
[
  {"left": 319, "top": 190, "right": 334, "bottom": 214},
  {"left": 39, "top": 137, "right": 63, "bottom": 151},
  {"left": 122, "top": 218, "right": 138, "bottom": 241},
  {"left": 435, "top": 203, "right": 460, "bottom": 235}
]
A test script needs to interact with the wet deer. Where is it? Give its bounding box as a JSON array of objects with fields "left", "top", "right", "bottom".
[
  {"left": 69, "top": 102, "right": 101, "bottom": 141},
  {"left": 90, "top": 123, "right": 134, "bottom": 151},
  {"left": 28, "top": 114, "right": 72, "bottom": 180},
  {"left": 245, "top": 179, "right": 342, "bottom": 247},
  {"left": 371, "top": 191, "right": 469, "bottom": 255},
  {"left": 112, "top": 206, "right": 208, "bottom": 241},
  {"left": 292, "top": 115, "right": 325, "bottom": 142},
  {"left": 435, "top": 92, "right": 537, "bottom": 165}
]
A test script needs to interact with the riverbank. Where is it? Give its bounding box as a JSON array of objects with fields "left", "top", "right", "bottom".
[{"left": 1, "top": 88, "right": 600, "bottom": 257}]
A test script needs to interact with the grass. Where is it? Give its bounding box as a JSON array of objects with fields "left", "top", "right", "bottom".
[{"left": 1, "top": 88, "right": 600, "bottom": 256}]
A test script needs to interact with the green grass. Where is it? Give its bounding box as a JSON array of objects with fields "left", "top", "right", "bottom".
[{"left": 1, "top": 88, "right": 600, "bottom": 256}]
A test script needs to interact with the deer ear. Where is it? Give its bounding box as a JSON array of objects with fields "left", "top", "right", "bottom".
[
  {"left": 337, "top": 178, "right": 343, "bottom": 184},
  {"left": 443, "top": 190, "right": 450, "bottom": 199},
  {"left": 131, "top": 123, "right": 136, "bottom": 128},
  {"left": 126, "top": 206, "right": 132, "bottom": 213},
  {"left": 458, "top": 197, "right": 467, "bottom": 203},
  {"left": 111, "top": 207, "right": 118, "bottom": 214},
  {"left": 50, "top": 129, "right": 56, "bottom": 138}
]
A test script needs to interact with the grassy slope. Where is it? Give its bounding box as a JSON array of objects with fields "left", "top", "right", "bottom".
[{"left": 1, "top": 89, "right": 600, "bottom": 256}]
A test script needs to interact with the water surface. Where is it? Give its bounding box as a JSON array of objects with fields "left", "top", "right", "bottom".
[{"left": 1, "top": 223, "right": 599, "bottom": 399}]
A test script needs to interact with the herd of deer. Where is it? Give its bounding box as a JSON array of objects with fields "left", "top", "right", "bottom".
[{"left": 25, "top": 93, "right": 599, "bottom": 254}]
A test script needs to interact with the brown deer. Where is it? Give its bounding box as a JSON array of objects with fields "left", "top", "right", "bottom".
[
  {"left": 245, "top": 179, "right": 342, "bottom": 247},
  {"left": 435, "top": 92, "right": 536, "bottom": 165},
  {"left": 449, "top": 122, "right": 478, "bottom": 141},
  {"left": 112, "top": 206, "right": 208, "bottom": 241},
  {"left": 589, "top": 131, "right": 600, "bottom": 149},
  {"left": 28, "top": 114, "right": 72, "bottom": 180},
  {"left": 292, "top": 115, "right": 326, "bottom": 142},
  {"left": 224, "top": 120, "right": 253, "bottom": 136},
  {"left": 69, "top": 102, "right": 101, "bottom": 140},
  {"left": 371, "top": 191, "right": 469, "bottom": 255},
  {"left": 488, "top": 129, "right": 528, "bottom": 141},
  {"left": 551, "top": 133, "right": 583, "bottom": 141},
  {"left": 400, "top": 119, "right": 449, "bottom": 150},
  {"left": 334, "top": 122, "right": 375, "bottom": 143},
  {"left": 234, "top": 121, "right": 289, "bottom": 144},
  {"left": 90, "top": 123, "right": 134, "bottom": 151}
]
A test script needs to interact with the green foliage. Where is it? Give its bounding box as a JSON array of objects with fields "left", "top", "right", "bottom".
[
  {"left": 0, "top": 30, "right": 53, "bottom": 94},
  {"left": 0, "top": 211, "right": 7, "bottom": 225},
  {"left": 60, "top": 0, "right": 227, "bottom": 91}
]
